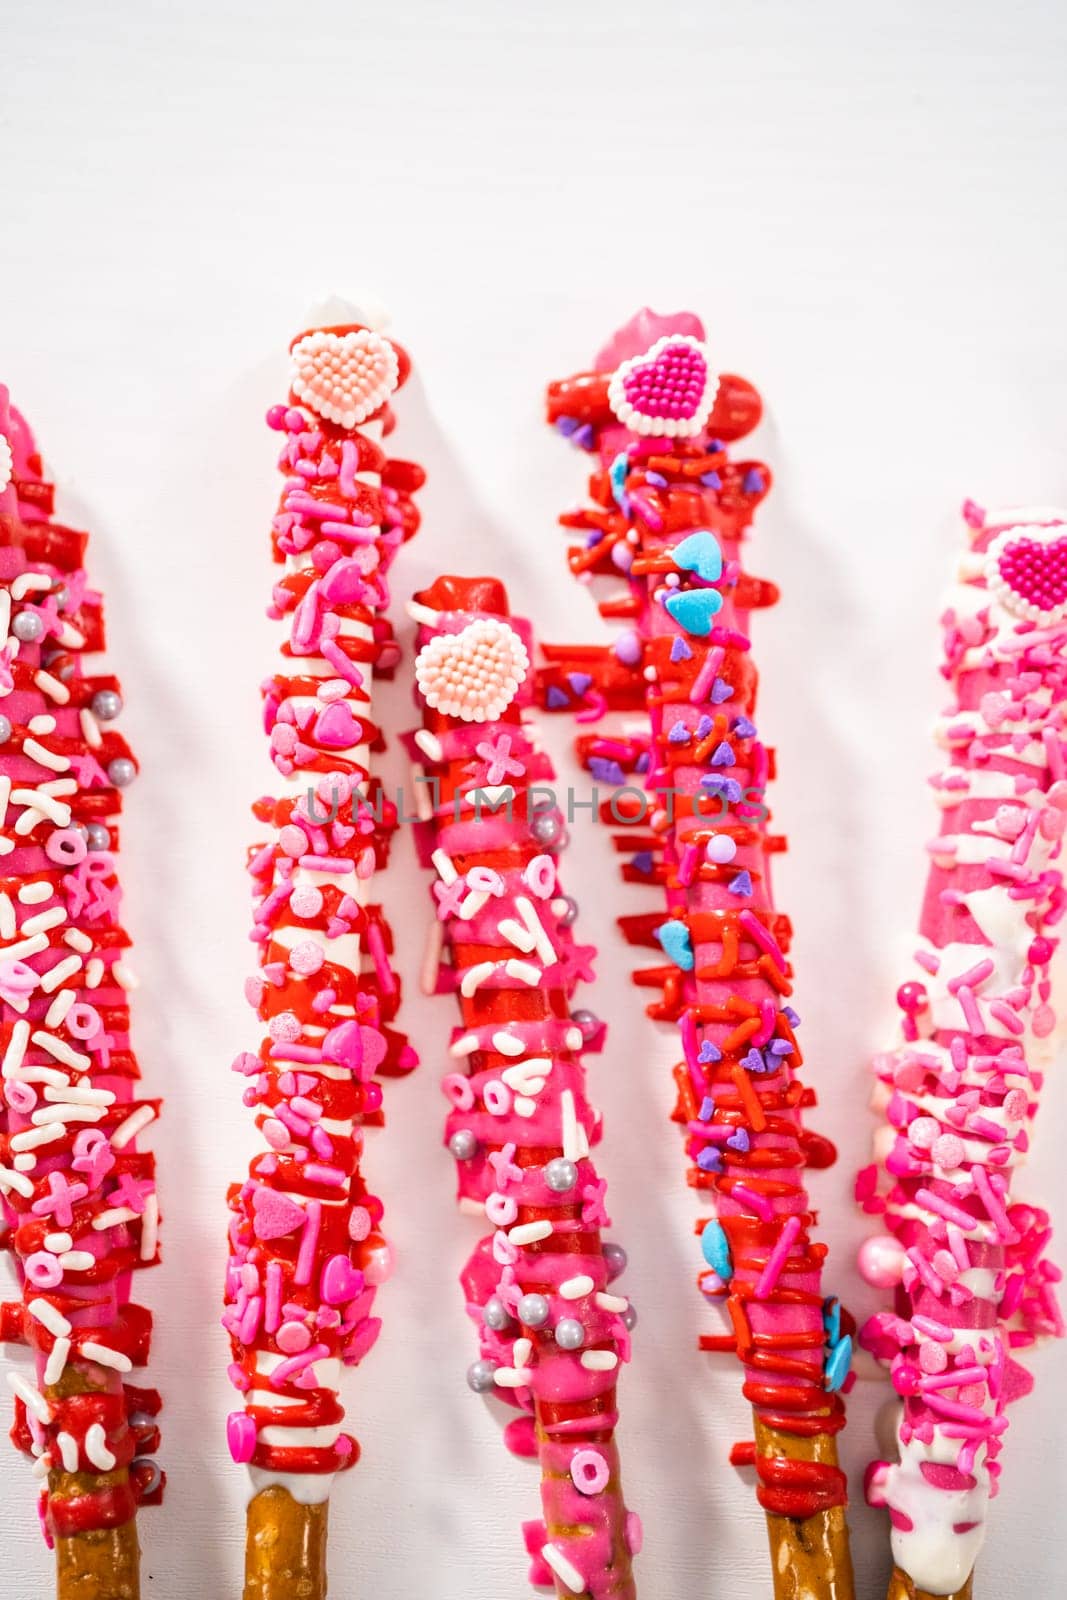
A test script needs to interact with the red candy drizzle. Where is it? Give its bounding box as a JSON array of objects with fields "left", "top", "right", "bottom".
[
  {"left": 541, "top": 313, "right": 851, "bottom": 1523},
  {"left": 222, "top": 326, "right": 422, "bottom": 1488},
  {"left": 0, "top": 385, "right": 163, "bottom": 1542}
]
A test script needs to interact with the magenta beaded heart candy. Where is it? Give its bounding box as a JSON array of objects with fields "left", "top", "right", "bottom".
[
  {"left": 607, "top": 333, "right": 718, "bottom": 438},
  {"left": 985, "top": 523, "right": 1067, "bottom": 624}
]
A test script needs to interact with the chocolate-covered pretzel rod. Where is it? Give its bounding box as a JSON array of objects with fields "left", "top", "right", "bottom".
[
  {"left": 541, "top": 310, "right": 855, "bottom": 1600},
  {"left": 408, "top": 574, "right": 639, "bottom": 1599},
  {"left": 857, "top": 500, "right": 1065, "bottom": 1599},
  {"left": 221, "top": 319, "right": 422, "bottom": 1600},
  {"left": 0, "top": 386, "right": 163, "bottom": 1600}
]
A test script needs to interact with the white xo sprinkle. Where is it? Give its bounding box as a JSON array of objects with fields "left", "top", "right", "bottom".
[
  {"left": 513, "top": 1097, "right": 537, "bottom": 1117},
  {"left": 84, "top": 958, "right": 105, "bottom": 987},
  {"left": 0, "top": 1165, "right": 34, "bottom": 1197},
  {"left": 18, "top": 880, "right": 53, "bottom": 904},
  {"left": 59, "top": 1251, "right": 96, "bottom": 1271},
  {"left": 32, "top": 1102, "right": 104, "bottom": 1126},
  {"left": 31, "top": 1031, "right": 90, "bottom": 1070},
  {"left": 492, "top": 1366, "right": 532, "bottom": 1390},
  {"left": 34, "top": 670, "right": 70, "bottom": 704},
  {"left": 111, "top": 1104, "right": 156, "bottom": 1149},
  {"left": 11, "top": 1123, "right": 64, "bottom": 1152},
  {"left": 512, "top": 1338, "right": 533, "bottom": 1368},
  {"left": 12, "top": 789, "right": 72, "bottom": 829},
  {"left": 1, "top": 1017, "right": 30, "bottom": 1081},
  {"left": 44, "top": 1084, "right": 114, "bottom": 1107},
  {"left": 595, "top": 1293, "right": 629, "bottom": 1313},
  {"left": 515, "top": 897, "right": 556, "bottom": 965},
  {"left": 113, "top": 961, "right": 137, "bottom": 990},
  {"left": 508, "top": 1220, "right": 553, "bottom": 1247},
  {"left": 94, "top": 1207, "right": 139, "bottom": 1230},
  {"left": 56, "top": 1432, "right": 79, "bottom": 1472},
  {"left": 559, "top": 1276, "right": 595, "bottom": 1300},
  {"left": 45, "top": 989, "right": 76, "bottom": 1028},
  {"left": 504, "top": 959, "right": 540, "bottom": 985},
  {"left": 22, "top": 738, "right": 70, "bottom": 773},
  {"left": 28, "top": 715, "right": 56, "bottom": 736},
  {"left": 448, "top": 1034, "right": 479, "bottom": 1058},
  {"left": 0, "top": 892, "right": 14, "bottom": 939},
  {"left": 20, "top": 906, "right": 68, "bottom": 937},
  {"left": 491, "top": 1031, "right": 525, "bottom": 1057},
  {"left": 415, "top": 729, "right": 444, "bottom": 763},
  {"left": 499, "top": 916, "right": 536, "bottom": 952},
  {"left": 28, "top": 1299, "right": 72, "bottom": 1339},
  {"left": 580, "top": 1350, "right": 619, "bottom": 1372},
  {"left": 64, "top": 929, "right": 93, "bottom": 953},
  {"left": 81, "top": 1341, "right": 132, "bottom": 1373},
  {"left": 13, "top": 1153, "right": 38, "bottom": 1172},
  {"left": 79, "top": 709, "right": 103, "bottom": 747},
  {"left": 459, "top": 961, "right": 495, "bottom": 998},
  {"left": 430, "top": 848, "right": 456, "bottom": 885},
  {"left": 58, "top": 622, "right": 85, "bottom": 649},
  {"left": 44, "top": 1233, "right": 73, "bottom": 1252},
  {"left": 564, "top": 1027, "right": 584, "bottom": 1051},
  {"left": 140, "top": 1192, "right": 160, "bottom": 1261},
  {"left": 541, "top": 1545, "right": 586, "bottom": 1594},
  {"left": 11, "top": 574, "right": 51, "bottom": 599},
  {"left": 458, "top": 889, "right": 489, "bottom": 921},
  {"left": 85, "top": 1423, "right": 116, "bottom": 1471},
  {"left": 44, "top": 1336, "right": 71, "bottom": 1387},
  {"left": 2, "top": 932, "right": 49, "bottom": 963},
  {"left": 560, "top": 1089, "right": 589, "bottom": 1161},
  {"left": 7, "top": 1371, "right": 52, "bottom": 1423}
]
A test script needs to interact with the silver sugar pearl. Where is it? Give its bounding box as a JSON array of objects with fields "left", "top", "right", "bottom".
[
  {"left": 86, "top": 823, "right": 111, "bottom": 851},
  {"left": 557, "top": 895, "right": 579, "bottom": 927},
  {"left": 466, "top": 1358, "right": 497, "bottom": 1393},
  {"left": 107, "top": 757, "right": 137, "bottom": 787},
  {"left": 449, "top": 1129, "right": 478, "bottom": 1161},
  {"left": 483, "top": 1296, "right": 511, "bottom": 1331},
  {"left": 602, "top": 1242, "right": 628, "bottom": 1282},
  {"left": 554, "top": 1317, "right": 586, "bottom": 1350},
  {"left": 0, "top": 715, "right": 10, "bottom": 744},
  {"left": 51, "top": 585, "right": 68, "bottom": 609},
  {"left": 529, "top": 810, "right": 562, "bottom": 847},
  {"left": 91, "top": 689, "right": 123, "bottom": 721},
  {"left": 517, "top": 1293, "right": 551, "bottom": 1329},
  {"left": 12, "top": 610, "right": 44, "bottom": 642},
  {"left": 570, "top": 1008, "right": 600, "bottom": 1043},
  {"left": 623, "top": 1304, "right": 638, "bottom": 1331},
  {"left": 544, "top": 1157, "right": 578, "bottom": 1193}
]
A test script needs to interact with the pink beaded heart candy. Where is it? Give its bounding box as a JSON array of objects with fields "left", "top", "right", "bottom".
[
  {"left": 985, "top": 522, "right": 1067, "bottom": 624},
  {"left": 289, "top": 327, "right": 400, "bottom": 430},
  {"left": 607, "top": 333, "right": 719, "bottom": 438},
  {"left": 414, "top": 616, "right": 529, "bottom": 723}
]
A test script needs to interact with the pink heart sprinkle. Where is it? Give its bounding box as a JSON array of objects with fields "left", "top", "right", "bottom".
[
  {"left": 320, "top": 1253, "right": 366, "bottom": 1306},
  {"left": 251, "top": 1186, "right": 306, "bottom": 1239},
  {"left": 314, "top": 701, "right": 363, "bottom": 749}
]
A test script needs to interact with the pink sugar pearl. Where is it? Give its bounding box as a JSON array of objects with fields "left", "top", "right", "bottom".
[{"left": 857, "top": 1233, "right": 906, "bottom": 1289}]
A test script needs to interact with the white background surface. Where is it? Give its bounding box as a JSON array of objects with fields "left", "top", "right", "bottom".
[{"left": 2, "top": 1, "right": 1067, "bottom": 1594}]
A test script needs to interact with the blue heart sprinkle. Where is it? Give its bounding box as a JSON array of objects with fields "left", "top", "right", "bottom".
[
  {"left": 546, "top": 685, "right": 570, "bottom": 709},
  {"left": 742, "top": 468, "right": 765, "bottom": 494},
  {"left": 728, "top": 870, "right": 753, "bottom": 897},
  {"left": 672, "top": 530, "right": 723, "bottom": 583},
  {"left": 632, "top": 851, "right": 653, "bottom": 874},
  {"left": 655, "top": 921, "right": 694, "bottom": 971},
  {"left": 697, "top": 1146, "right": 724, "bottom": 1173},
  {"left": 567, "top": 672, "right": 593, "bottom": 697},
  {"left": 711, "top": 741, "right": 735, "bottom": 768},
  {"left": 670, "top": 636, "right": 693, "bottom": 662},
  {"left": 710, "top": 677, "right": 734, "bottom": 704},
  {"left": 783, "top": 1006, "right": 801, "bottom": 1026},
  {"left": 664, "top": 588, "right": 723, "bottom": 637},
  {"left": 732, "top": 716, "right": 757, "bottom": 738},
  {"left": 668, "top": 722, "right": 691, "bottom": 744},
  {"left": 635, "top": 750, "right": 651, "bottom": 773},
  {"left": 825, "top": 1334, "right": 853, "bottom": 1393},
  {"left": 557, "top": 416, "right": 579, "bottom": 437},
  {"left": 768, "top": 1039, "right": 794, "bottom": 1057},
  {"left": 698, "top": 1040, "right": 722, "bottom": 1065},
  {"left": 700, "top": 1219, "right": 733, "bottom": 1279},
  {"left": 741, "top": 1047, "right": 766, "bottom": 1074},
  {"left": 726, "top": 1127, "right": 750, "bottom": 1153},
  {"left": 822, "top": 1296, "right": 842, "bottom": 1344},
  {"left": 696, "top": 715, "right": 714, "bottom": 739},
  {"left": 698, "top": 1095, "right": 716, "bottom": 1121},
  {"left": 701, "top": 470, "right": 723, "bottom": 490}
]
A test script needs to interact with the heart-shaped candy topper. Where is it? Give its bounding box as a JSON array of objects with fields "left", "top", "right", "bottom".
[
  {"left": 607, "top": 334, "right": 719, "bottom": 438},
  {"left": 985, "top": 523, "right": 1067, "bottom": 625},
  {"left": 290, "top": 328, "right": 400, "bottom": 429},
  {"left": 415, "top": 618, "right": 529, "bottom": 723}
]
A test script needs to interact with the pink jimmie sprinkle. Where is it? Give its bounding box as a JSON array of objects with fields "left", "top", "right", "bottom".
[
  {"left": 268, "top": 1342, "right": 330, "bottom": 1389},
  {"left": 754, "top": 1215, "right": 802, "bottom": 1299},
  {"left": 294, "top": 1199, "right": 323, "bottom": 1286}
]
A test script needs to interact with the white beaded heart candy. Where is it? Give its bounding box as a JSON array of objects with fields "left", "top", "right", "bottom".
[
  {"left": 0, "top": 432, "right": 12, "bottom": 494},
  {"left": 415, "top": 618, "right": 530, "bottom": 723},
  {"left": 289, "top": 328, "right": 400, "bottom": 429},
  {"left": 985, "top": 522, "right": 1067, "bottom": 626}
]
